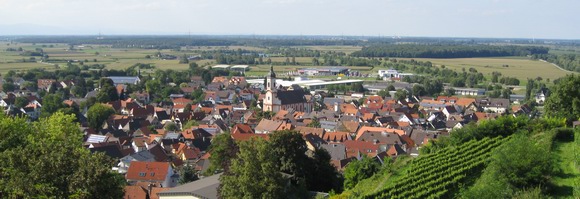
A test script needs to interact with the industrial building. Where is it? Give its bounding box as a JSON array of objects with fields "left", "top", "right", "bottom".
[{"left": 296, "top": 67, "right": 349, "bottom": 76}]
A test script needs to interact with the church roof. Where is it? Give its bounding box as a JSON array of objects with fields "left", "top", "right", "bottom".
[{"left": 277, "top": 90, "right": 308, "bottom": 105}]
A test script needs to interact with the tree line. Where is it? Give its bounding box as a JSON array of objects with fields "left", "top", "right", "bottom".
[
  {"left": 351, "top": 44, "right": 549, "bottom": 58},
  {"left": 532, "top": 53, "right": 580, "bottom": 72}
]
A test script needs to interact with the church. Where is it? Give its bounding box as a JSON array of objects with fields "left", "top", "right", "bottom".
[{"left": 263, "top": 66, "right": 313, "bottom": 113}]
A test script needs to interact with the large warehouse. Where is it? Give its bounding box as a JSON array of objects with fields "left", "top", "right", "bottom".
[{"left": 296, "top": 67, "right": 349, "bottom": 76}]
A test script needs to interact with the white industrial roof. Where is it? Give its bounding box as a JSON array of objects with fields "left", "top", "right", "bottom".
[
  {"left": 303, "top": 79, "right": 364, "bottom": 86},
  {"left": 231, "top": 65, "right": 249, "bottom": 69},
  {"left": 247, "top": 78, "right": 362, "bottom": 87},
  {"left": 212, "top": 65, "right": 230, "bottom": 69}
]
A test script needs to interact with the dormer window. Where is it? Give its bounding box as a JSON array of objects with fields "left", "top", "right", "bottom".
[{"left": 139, "top": 172, "right": 146, "bottom": 177}]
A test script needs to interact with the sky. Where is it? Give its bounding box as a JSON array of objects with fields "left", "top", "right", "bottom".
[{"left": 0, "top": 0, "right": 578, "bottom": 39}]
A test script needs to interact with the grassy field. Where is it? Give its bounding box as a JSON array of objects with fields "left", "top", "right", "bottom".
[
  {"left": 298, "top": 45, "right": 362, "bottom": 55},
  {"left": 0, "top": 42, "right": 574, "bottom": 85},
  {"left": 0, "top": 42, "right": 219, "bottom": 73},
  {"left": 549, "top": 130, "right": 580, "bottom": 198},
  {"left": 398, "top": 57, "right": 576, "bottom": 82}
]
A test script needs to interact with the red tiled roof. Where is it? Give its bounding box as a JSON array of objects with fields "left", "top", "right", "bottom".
[
  {"left": 343, "top": 140, "right": 379, "bottom": 158},
  {"left": 126, "top": 162, "right": 171, "bottom": 182},
  {"left": 355, "top": 126, "right": 405, "bottom": 140},
  {"left": 124, "top": 186, "right": 147, "bottom": 199},
  {"left": 232, "top": 124, "right": 254, "bottom": 134},
  {"left": 172, "top": 97, "right": 193, "bottom": 105}
]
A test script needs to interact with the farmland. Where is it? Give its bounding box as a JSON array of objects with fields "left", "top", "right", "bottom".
[
  {"left": 0, "top": 41, "right": 575, "bottom": 85},
  {"left": 397, "top": 57, "right": 576, "bottom": 82}
]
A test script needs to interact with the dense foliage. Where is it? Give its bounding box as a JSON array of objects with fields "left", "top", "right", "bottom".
[
  {"left": 343, "top": 156, "right": 380, "bottom": 189},
  {"left": 544, "top": 74, "right": 580, "bottom": 122},
  {"left": 352, "top": 44, "right": 548, "bottom": 58},
  {"left": 215, "top": 130, "right": 342, "bottom": 198},
  {"left": 461, "top": 133, "right": 553, "bottom": 198},
  {"left": 0, "top": 113, "right": 125, "bottom": 198},
  {"left": 86, "top": 103, "right": 116, "bottom": 131},
  {"left": 532, "top": 53, "right": 580, "bottom": 72}
]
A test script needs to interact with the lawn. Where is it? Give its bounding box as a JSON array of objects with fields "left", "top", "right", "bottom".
[
  {"left": 549, "top": 130, "right": 580, "bottom": 198},
  {"left": 397, "top": 57, "right": 575, "bottom": 82}
]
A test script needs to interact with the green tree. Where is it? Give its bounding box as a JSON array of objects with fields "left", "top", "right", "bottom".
[
  {"left": 545, "top": 74, "right": 580, "bottom": 122},
  {"left": 182, "top": 120, "right": 199, "bottom": 130},
  {"left": 86, "top": 103, "right": 115, "bottom": 130},
  {"left": 219, "top": 138, "right": 286, "bottom": 199},
  {"left": 206, "top": 133, "right": 238, "bottom": 175},
  {"left": 188, "top": 62, "right": 199, "bottom": 71},
  {"left": 145, "top": 79, "right": 162, "bottom": 94},
  {"left": 40, "top": 94, "right": 64, "bottom": 118},
  {"left": 164, "top": 122, "right": 179, "bottom": 131},
  {"left": 307, "top": 148, "right": 343, "bottom": 192},
  {"left": 179, "top": 54, "right": 189, "bottom": 64},
  {"left": 343, "top": 156, "right": 380, "bottom": 189},
  {"left": 394, "top": 89, "right": 409, "bottom": 101},
  {"left": 0, "top": 112, "right": 125, "bottom": 198},
  {"left": 412, "top": 84, "right": 426, "bottom": 96},
  {"left": 2, "top": 82, "right": 16, "bottom": 92},
  {"left": 178, "top": 165, "right": 199, "bottom": 185},
  {"left": 307, "top": 116, "right": 321, "bottom": 128},
  {"left": 269, "top": 130, "right": 310, "bottom": 179},
  {"left": 14, "top": 97, "right": 29, "bottom": 108},
  {"left": 96, "top": 78, "right": 119, "bottom": 103}
]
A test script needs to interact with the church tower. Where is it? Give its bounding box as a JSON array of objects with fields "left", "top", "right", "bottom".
[
  {"left": 266, "top": 65, "right": 276, "bottom": 92},
  {"left": 263, "top": 65, "right": 280, "bottom": 112}
]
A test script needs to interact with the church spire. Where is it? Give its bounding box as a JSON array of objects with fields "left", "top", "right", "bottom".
[{"left": 268, "top": 65, "right": 276, "bottom": 78}]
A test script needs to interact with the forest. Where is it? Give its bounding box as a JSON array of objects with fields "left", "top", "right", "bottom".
[
  {"left": 351, "top": 44, "right": 549, "bottom": 58},
  {"left": 532, "top": 53, "right": 580, "bottom": 72}
]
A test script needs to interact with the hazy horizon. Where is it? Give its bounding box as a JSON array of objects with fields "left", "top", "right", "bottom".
[{"left": 0, "top": 0, "right": 578, "bottom": 40}]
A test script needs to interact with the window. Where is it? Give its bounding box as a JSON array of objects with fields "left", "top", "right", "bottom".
[
  {"left": 150, "top": 172, "right": 155, "bottom": 177},
  {"left": 139, "top": 172, "right": 146, "bottom": 177}
]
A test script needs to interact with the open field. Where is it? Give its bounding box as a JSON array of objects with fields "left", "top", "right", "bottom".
[
  {"left": 0, "top": 42, "right": 574, "bottom": 85},
  {"left": 298, "top": 45, "right": 362, "bottom": 55},
  {"left": 398, "top": 57, "right": 576, "bottom": 82},
  {"left": 0, "top": 42, "right": 220, "bottom": 73}
]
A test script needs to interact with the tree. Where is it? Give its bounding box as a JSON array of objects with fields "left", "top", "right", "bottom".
[
  {"left": 307, "top": 116, "right": 321, "bottom": 128},
  {"left": 86, "top": 103, "right": 115, "bottom": 131},
  {"left": 412, "top": 84, "right": 426, "bottom": 96},
  {"left": 178, "top": 165, "right": 199, "bottom": 185},
  {"left": 2, "top": 82, "right": 16, "bottom": 92},
  {"left": 179, "top": 54, "right": 189, "bottom": 64},
  {"left": 219, "top": 138, "right": 286, "bottom": 199},
  {"left": 164, "top": 122, "right": 178, "bottom": 131},
  {"left": 343, "top": 156, "right": 380, "bottom": 189},
  {"left": 544, "top": 74, "right": 580, "bottom": 122},
  {"left": 145, "top": 79, "right": 162, "bottom": 94},
  {"left": 182, "top": 120, "right": 199, "bottom": 130},
  {"left": 394, "top": 89, "right": 409, "bottom": 101},
  {"left": 268, "top": 130, "right": 310, "bottom": 178},
  {"left": 0, "top": 112, "right": 125, "bottom": 198},
  {"left": 206, "top": 133, "right": 238, "bottom": 175},
  {"left": 188, "top": 62, "right": 198, "bottom": 71},
  {"left": 307, "top": 148, "right": 343, "bottom": 192},
  {"left": 14, "top": 97, "right": 29, "bottom": 108},
  {"left": 40, "top": 94, "right": 64, "bottom": 118}
]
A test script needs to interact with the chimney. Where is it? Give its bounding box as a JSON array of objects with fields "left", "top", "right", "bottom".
[{"left": 334, "top": 102, "right": 339, "bottom": 112}]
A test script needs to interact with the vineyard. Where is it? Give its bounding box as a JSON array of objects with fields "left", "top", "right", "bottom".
[{"left": 362, "top": 136, "right": 510, "bottom": 199}]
